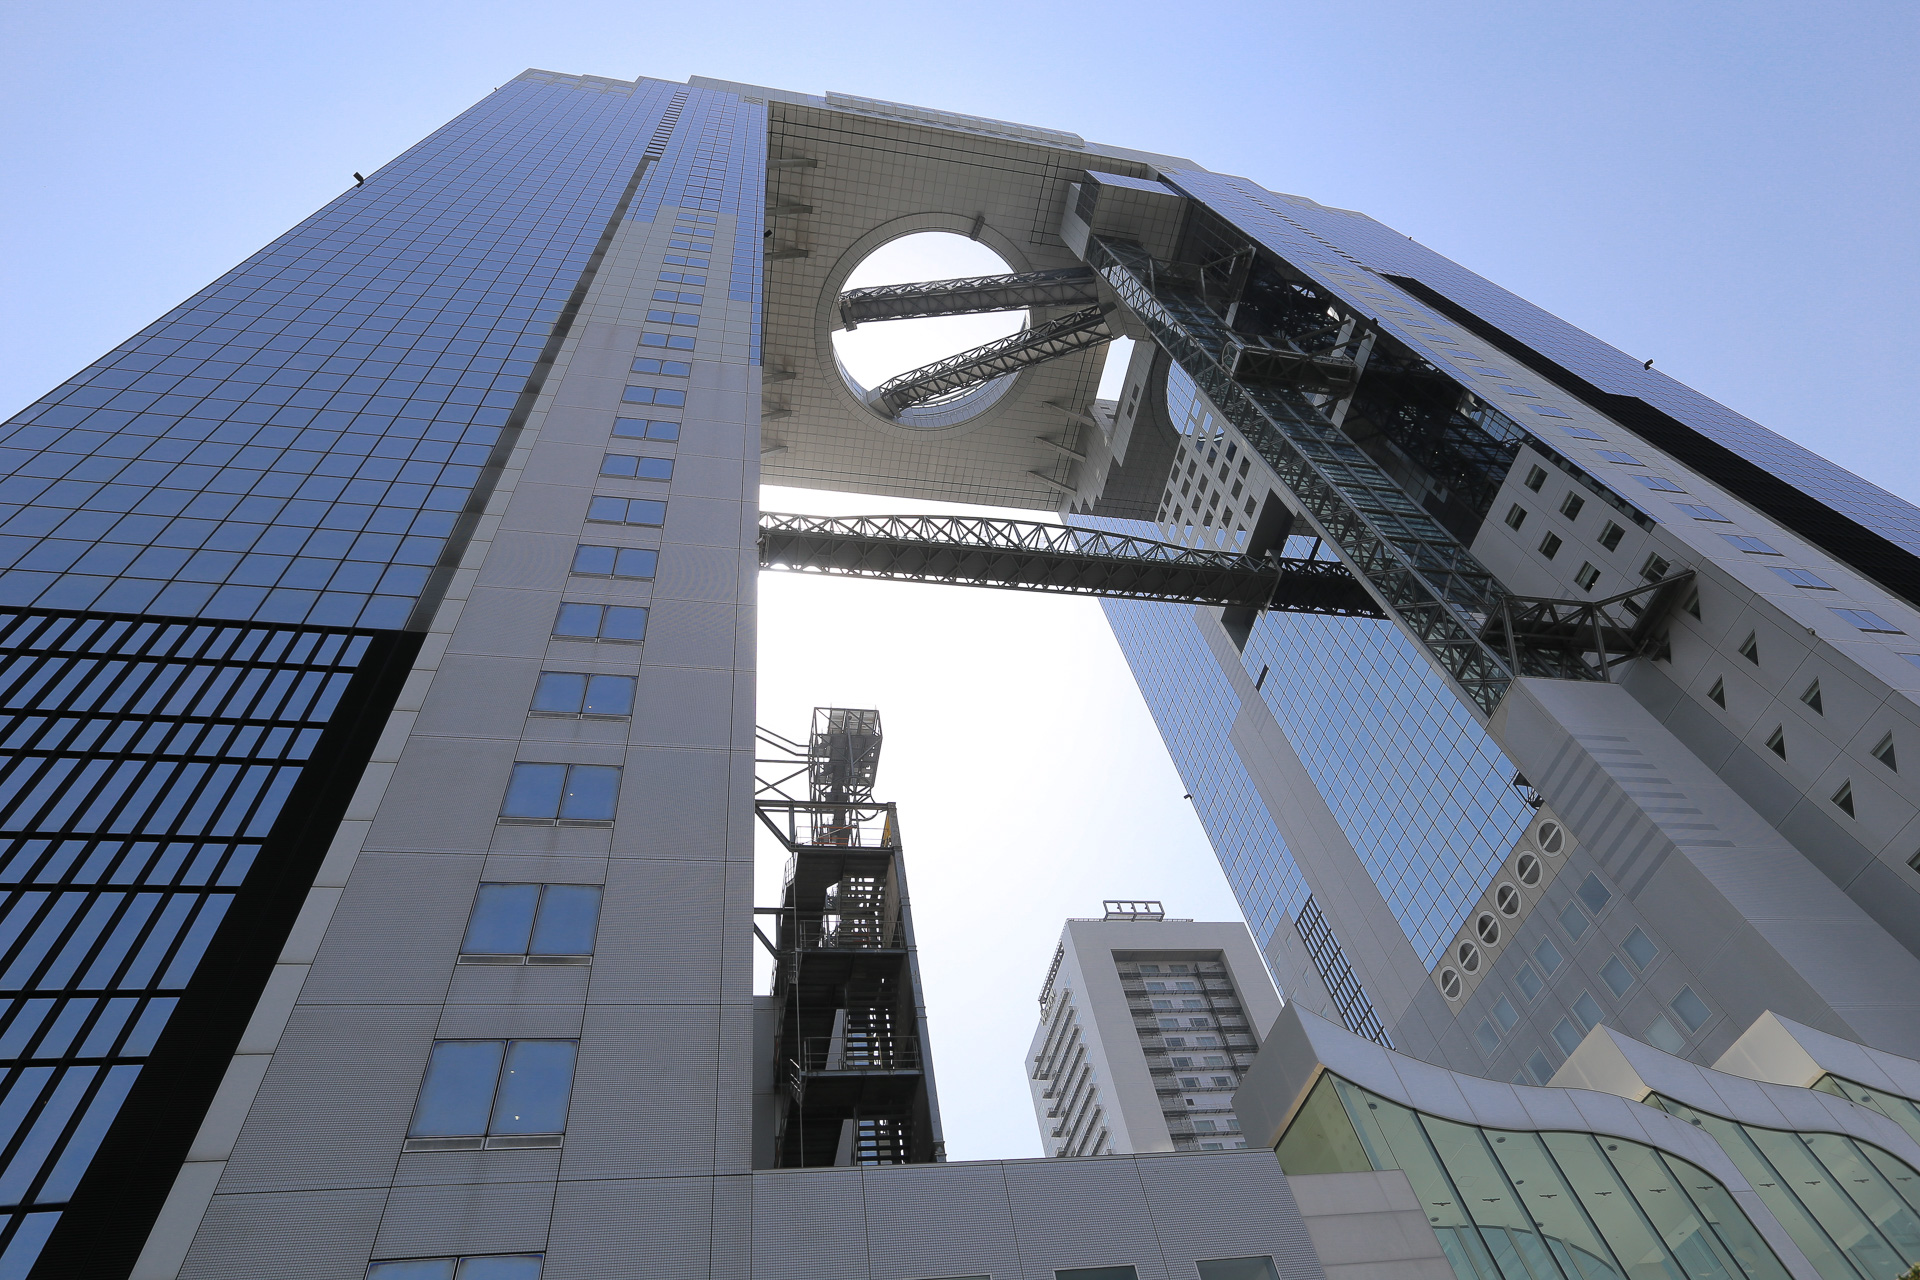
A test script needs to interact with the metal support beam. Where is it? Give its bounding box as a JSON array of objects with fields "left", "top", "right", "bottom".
[
  {"left": 870, "top": 306, "right": 1112, "bottom": 416},
  {"left": 758, "top": 512, "right": 1384, "bottom": 615},
  {"left": 837, "top": 267, "right": 1101, "bottom": 329}
]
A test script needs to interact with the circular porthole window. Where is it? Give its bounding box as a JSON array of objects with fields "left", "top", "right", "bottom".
[
  {"left": 1456, "top": 941, "right": 1482, "bottom": 973},
  {"left": 1476, "top": 913, "right": 1501, "bottom": 946},
  {"left": 1516, "top": 852, "right": 1542, "bottom": 885},
  {"left": 1439, "top": 968, "right": 1462, "bottom": 999},
  {"left": 1537, "top": 821, "right": 1565, "bottom": 854},
  {"left": 1495, "top": 883, "right": 1522, "bottom": 916}
]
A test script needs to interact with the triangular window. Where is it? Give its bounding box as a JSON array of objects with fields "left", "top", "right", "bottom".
[
  {"left": 1832, "top": 779, "right": 1856, "bottom": 818},
  {"left": 1707, "top": 677, "right": 1726, "bottom": 709},
  {"left": 1872, "top": 732, "right": 1897, "bottom": 771},
  {"left": 1682, "top": 588, "right": 1702, "bottom": 620},
  {"left": 1765, "top": 726, "right": 1787, "bottom": 759},
  {"left": 1738, "top": 631, "right": 1759, "bottom": 664},
  {"left": 1800, "top": 679, "right": 1823, "bottom": 715}
]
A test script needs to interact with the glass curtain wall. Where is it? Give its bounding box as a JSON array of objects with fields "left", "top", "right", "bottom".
[
  {"left": 1648, "top": 1096, "right": 1920, "bottom": 1280},
  {"left": 1810, "top": 1077, "right": 1920, "bottom": 1150},
  {"left": 1275, "top": 1073, "right": 1792, "bottom": 1280}
]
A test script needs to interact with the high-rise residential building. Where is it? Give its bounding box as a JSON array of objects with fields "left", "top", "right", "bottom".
[
  {"left": 1027, "top": 903, "right": 1282, "bottom": 1157},
  {"left": 0, "top": 64, "right": 1914, "bottom": 1280}
]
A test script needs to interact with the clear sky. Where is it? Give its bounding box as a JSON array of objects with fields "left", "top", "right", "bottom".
[{"left": 3, "top": 0, "right": 1915, "bottom": 1161}]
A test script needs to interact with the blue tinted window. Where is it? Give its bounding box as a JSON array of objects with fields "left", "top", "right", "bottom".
[
  {"left": 458, "top": 1259, "right": 545, "bottom": 1280},
  {"left": 1722, "top": 534, "right": 1780, "bottom": 555},
  {"left": 1515, "top": 963, "right": 1543, "bottom": 1000},
  {"left": 599, "top": 455, "right": 673, "bottom": 481},
  {"left": 1558, "top": 900, "right": 1589, "bottom": 940},
  {"left": 488, "top": 1040, "right": 576, "bottom": 1134},
  {"left": 1832, "top": 608, "right": 1904, "bottom": 633},
  {"left": 1676, "top": 504, "right": 1729, "bottom": 521},
  {"left": 586, "top": 497, "right": 666, "bottom": 526},
  {"left": 613, "top": 418, "right": 680, "bottom": 441},
  {"left": 1552, "top": 1018, "right": 1583, "bottom": 1054},
  {"left": 1772, "top": 567, "right": 1834, "bottom": 590},
  {"left": 1491, "top": 995, "right": 1518, "bottom": 1031},
  {"left": 501, "top": 764, "right": 566, "bottom": 819},
  {"left": 1572, "top": 991, "right": 1604, "bottom": 1031},
  {"left": 462, "top": 884, "right": 539, "bottom": 953},
  {"left": 369, "top": 1262, "right": 456, "bottom": 1280},
  {"left": 1534, "top": 936, "right": 1564, "bottom": 974},
  {"left": 559, "top": 766, "right": 620, "bottom": 820},
  {"left": 1475, "top": 1020, "right": 1499, "bottom": 1052},
  {"left": 583, "top": 674, "right": 635, "bottom": 715},
  {"left": 530, "top": 886, "right": 602, "bottom": 955},
  {"left": 570, "top": 545, "right": 616, "bottom": 575},
  {"left": 408, "top": 1040, "right": 505, "bottom": 1137},
  {"left": 1634, "top": 475, "right": 1686, "bottom": 493},
  {"left": 552, "top": 603, "right": 603, "bottom": 638},
  {"left": 613, "top": 548, "right": 656, "bottom": 578}
]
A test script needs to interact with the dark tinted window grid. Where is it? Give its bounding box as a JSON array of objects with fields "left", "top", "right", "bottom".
[{"left": 0, "top": 608, "right": 375, "bottom": 1262}]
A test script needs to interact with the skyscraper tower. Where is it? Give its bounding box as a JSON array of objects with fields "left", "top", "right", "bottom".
[{"left": 0, "top": 67, "right": 1913, "bottom": 1280}]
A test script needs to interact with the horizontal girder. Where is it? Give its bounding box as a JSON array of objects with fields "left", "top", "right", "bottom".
[
  {"left": 758, "top": 513, "right": 1384, "bottom": 615},
  {"left": 870, "top": 306, "right": 1112, "bottom": 416},
  {"left": 837, "top": 267, "right": 1101, "bottom": 329}
]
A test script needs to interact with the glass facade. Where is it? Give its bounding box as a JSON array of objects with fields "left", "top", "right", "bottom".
[
  {"left": 0, "top": 75, "right": 678, "bottom": 630},
  {"left": 1278, "top": 1072, "right": 1794, "bottom": 1280},
  {"left": 0, "top": 69, "right": 771, "bottom": 1277},
  {"left": 1812, "top": 1076, "right": 1920, "bottom": 1150},
  {"left": 1649, "top": 1095, "right": 1920, "bottom": 1280}
]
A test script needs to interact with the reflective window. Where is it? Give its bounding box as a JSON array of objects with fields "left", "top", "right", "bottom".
[
  {"left": 1275, "top": 1073, "right": 1790, "bottom": 1280},
  {"left": 530, "top": 672, "right": 635, "bottom": 716},
  {"left": 368, "top": 1257, "right": 543, "bottom": 1280},
  {"left": 461, "top": 884, "right": 603, "bottom": 959},
  {"left": 1831, "top": 609, "right": 1905, "bottom": 634},
  {"left": 406, "top": 1039, "right": 576, "bottom": 1140},
  {"left": 1623, "top": 927, "right": 1658, "bottom": 970},
  {"left": 586, "top": 496, "right": 667, "bottom": 527},
  {"left": 552, "top": 603, "right": 647, "bottom": 641},
  {"left": 499, "top": 763, "right": 620, "bottom": 822},
  {"left": 569, "top": 545, "right": 656, "bottom": 579},
  {"left": 612, "top": 417, "right": 680, "bottom": 441},
  {"left": 1811, "top": 1075, "right": 1920, "bottom": 1149},
  {"left": 1651, "top": 1093, "right": 1920, "bottom": 1280},
  {"left": 598, "top": 455, "right": 673, "bottom": 481}
]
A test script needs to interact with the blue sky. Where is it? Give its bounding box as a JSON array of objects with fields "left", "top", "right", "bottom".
[{"left": 3, "top": 0, "right": 1915, "bottom": 1160}]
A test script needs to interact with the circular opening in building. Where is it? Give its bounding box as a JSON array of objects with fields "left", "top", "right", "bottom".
[
  {"left": 1516, "top": 852, "right": 1542, "bottom": 885},
  {"left": 832, "top": 232, "right": 1026, "bottom": 427},
  {"left": 1537, "top": 821, "right": 1565, "bottom": 854},
  {"left": 1476, "top": 913, "right": 1501, "bottom": 946},
  {"left": 1495, "top": 882, "right": 1522, "bottom": 916},
  {"left": 1439, "top": 968, "right": 1462, "bottom": 999},
  {"left": 1457, "top": 941, "right": 1481, "bottom": 973}
]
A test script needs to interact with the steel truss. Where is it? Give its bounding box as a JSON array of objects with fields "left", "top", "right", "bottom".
[
  {"left": 869, "top": 306, "right": 1112, "bottom": 416},
  {"left": 1089, "top": 236, "right": 1525, "bottom": 714},
  {"left": 1482, "top": 571, "right": 1696, "bottom": 682},
  {"left": 837, "top": 267, "right": 1100, "bottom": 329},
  {"left": 758, "top": 512, "right": 1383, "bottom": 616}
]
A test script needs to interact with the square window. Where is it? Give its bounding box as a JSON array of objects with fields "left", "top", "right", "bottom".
[
  {"left": 1475, "top": 1019, "right": 1501, "bottom": 1053},
  {"left": 1551, "top": 1018, "right": 1583, "bottom": 1054},
  {"left": 1558, "top": 900, "right": 1589, "bottom": 941},
  {"left": 1539, "top": 532, "right": 1563, "bottom": 560},
  {"left": 1572, "top": 991, "right": 1604, "bottom": 1032},
  {"left": 1644, "top": 1014, "right": 1687, "bottom": 1054},
  {"left": 1601, "top": 955, "right": 1634, "bottom": 996},
  {"left": 1575, "top": 562, "right": 1601, "bottom": 591},
  {"left": 1623, "top": 927, "right": 1658, "bottom": 970},
  {"left": 1524, "top": 465, "right": 1547, "bottom": 492},
  {"left": 1515, "top": 963, "right": 1543, "bottom": 1000},
  {"left": 1505, "top": 504, "right": 1527, "bottom": 530},
  {"left": 1831, "top": 608, "right": 1904, "bottom": 634},
  {"left": 1534, "top": 936, "right": 1563, "bottom": 975},
  {"left": 1559, "top": 493, "right": 1585, "bottom": 520},
  {"left": 1527, "top": 1051, "right": 1555, "bottom": 1084},
  {"left": 1492, "top": 995, "right": 1519, "bottom": 1031},
  {"left": 1598, "top": 522, "right": 1624, "bottom": 551},
  {"left": 1670, "top": 985, "right": 1711, "bottom": 1031},
  {"left": 1576, "top": 873, "right": 1611, "bottom": 915}
]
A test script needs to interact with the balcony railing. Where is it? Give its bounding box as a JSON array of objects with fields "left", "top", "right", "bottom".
[
  {"left": 795, "top": 1036, "right": 922, "bottom": 1073},
  {"left": 757, "top": 800, "right": 898, "bottom": 851}
]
